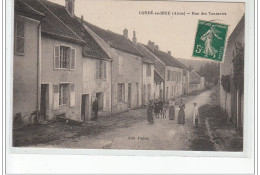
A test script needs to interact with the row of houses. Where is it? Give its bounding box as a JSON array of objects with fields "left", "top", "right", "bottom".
[{"left": 13, "top": 0, "right": 205, "bottom": 125}]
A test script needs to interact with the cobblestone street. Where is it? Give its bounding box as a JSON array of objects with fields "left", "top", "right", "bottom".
[{"left": 18, "top": 90, "right": 214, "bottom": 151}]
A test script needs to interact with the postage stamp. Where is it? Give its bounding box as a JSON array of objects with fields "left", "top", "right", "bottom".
[{"left": 193, "top": 20, "right": 229, "bottom": 62}]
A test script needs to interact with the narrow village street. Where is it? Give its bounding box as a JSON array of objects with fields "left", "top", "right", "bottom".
[{"left": 29, "top": 90, "right": 215, "bottom": 151}]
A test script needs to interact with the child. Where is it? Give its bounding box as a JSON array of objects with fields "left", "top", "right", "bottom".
[
  {"left": 161, "top": 105, "right": 167, "bottom": 118},
  {"left": 192, "top": 103, "right": 199, "bottom": 127}
]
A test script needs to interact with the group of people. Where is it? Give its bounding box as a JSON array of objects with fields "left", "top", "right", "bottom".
[
  {"left": 153, "top": 99, "right": 165, "bottom": 118},
  {"left": 147, "top": 98, "right": 200, "bottom": 127}
]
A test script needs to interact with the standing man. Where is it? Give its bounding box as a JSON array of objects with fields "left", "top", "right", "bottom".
[
  {"left": 92, "top": 98, "right": 99, "bottom": 121},
  {"left": 192, "top": 103, "right": 199, "bottom": 127}
]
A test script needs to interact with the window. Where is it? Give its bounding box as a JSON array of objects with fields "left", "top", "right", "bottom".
[
  {"left": 167, "top": 70, "right": 170, "bottom": 81},
  {"left": 146, "top": 64, "right": 151, "bottom": 77},
  {"left": 118, "top": 83, "right": 125, "bottom": 102},
  {"left": 15, "top": 20, "right": 25, "bottom": 55},
  {"left": 54, "top": 45, "right": 75, "bottom": 70},
  {"left": 96, "top": 92, "right": 103, "bottom": 111},
  {"left": 59, "top": 84, "right": 69, "bottom": 106},
  {"left": 96, "top": 61, "right": 106, "bottom": 79},
  {"left": 60, "top": 46, "right": 70, "bottom": 69}
]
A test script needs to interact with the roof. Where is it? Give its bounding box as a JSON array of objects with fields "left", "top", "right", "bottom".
[
  {"left": 15, "top": 0, "right": 45, "bottom": 20},
  {"left": 137, "top": 43, "right": 165, "bottom": 78},
  {"left": 143, "top": 45, "right": 183, "bottom": 69},
  {"left": 37, "top": 0, "right": 109, "bottom": 59},
  {"left": 82, "top": 20, "right": 144, "bottom": 57},
  {"left": 154, "top": 70, "right": 164, "bottom": 82},
  {"left": 23, "top": 0, "right": 84, "bottom": 45}
]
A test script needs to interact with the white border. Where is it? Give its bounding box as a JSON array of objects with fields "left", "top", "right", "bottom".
[{"left": 5, "top": 0, "right": 255, "bottom": 174}]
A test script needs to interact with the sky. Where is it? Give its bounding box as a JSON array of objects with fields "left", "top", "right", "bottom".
[{"left": 49, "top": 0, "right": 244, "bottom": 60}]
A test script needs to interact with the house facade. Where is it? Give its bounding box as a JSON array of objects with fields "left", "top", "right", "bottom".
[
  {"left": 36, "top": 0, "right": 111, "bottom": 121},
  {"left": 13, "top": 0, "right": 45, "bottom": 125},
  {"left": 165, "top": 66, "right": 183, "bottom": 100},
  {"left": 189, "top": 70, "right": 205, "bottom": 92},
  {"left": 220, "top": 15, "right": 244, "bottom": 129},
  {"left": 142, "top": 60, "right": 154, "bottom": 105},
  {"left": 139, "top": 41, "right": 184, "bottom": 101},
  {"left": 25, "top": 0, "right": 86, "bottom": 122},
  {"left": 153, "top": 71, "right": 164, "bottom": 100},
  {"left": 83, "top": 22, "right": 146, "bottom": 113}
]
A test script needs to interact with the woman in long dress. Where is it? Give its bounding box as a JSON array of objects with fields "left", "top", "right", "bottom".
[
  {"left": 177, "top": 99, "right": 185, "bottom": 124},
  {"left": 169, "top": 99, "right": 175, "bottom": 120},
  {"left": 201, "top": 25, "right": 222, "bottom": 57},
  {"left": 147, "top": 99, "right": 154, "bottom": 124}
]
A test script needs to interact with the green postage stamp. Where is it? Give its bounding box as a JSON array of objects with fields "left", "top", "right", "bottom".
[{"left": 193, "top": 20, "right": 228, "bottom": 62}]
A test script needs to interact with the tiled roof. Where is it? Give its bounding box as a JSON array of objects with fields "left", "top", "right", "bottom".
[
  {"left": 137, "top": 43, "right": 165, "bottom": 78},
  {"left": 15, "top": 0, "right": 45, "bottom": 20},
  {"left": 154, "top": 70, "right": 164, "bottom": 82},
  {"left": 143, "top": 45, "right": 183, "bottom": 69},
  {"left": 83, "top": 21, "right": 144, "bottom": 57},
  {"left": 23, "top": 0, "right": 84, "bottom": 45},
  {"left": 38, "top": 0, "right": 109, "bottom": 59}
]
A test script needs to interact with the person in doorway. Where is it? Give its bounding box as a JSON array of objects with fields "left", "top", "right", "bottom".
[
  {"left": 169, "top": 98, "right": 175, "bottom": 120},
  {"left": 177, "top": 99, "right": 185, "bottom": 124},
  {"left": 147, "top": 99, "right": 154, "bottom": 124},
  {"left": 192, "top": 103, "right": 200, "bottom": 127},
  {"left": 92, "top": 98, "right": 99, "bottom": 121}
]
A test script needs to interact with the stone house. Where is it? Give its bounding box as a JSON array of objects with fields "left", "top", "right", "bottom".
[
  {"left": 41, "top": 0, "right": 112, "bottom": 120},
  {"left": 136, "top": 43, "right": 165, "bottom": 101},
  {"left": 189, "top": 70, "right": 205, "bottom": 92},
  {"left": 139, "top": 41, "right": 184, "bottom": 101},
  {"left": 13, "top": 0, "right": 45, "bottom": 125},
  {"left": 220, "top": 15, "right": 244, "bottom": 129},
  {"left": 25, "top": 0, "right": 86, "bottom": 122},
  {"left": 82, "top": 22, "right": 150, "bottom": 113}
]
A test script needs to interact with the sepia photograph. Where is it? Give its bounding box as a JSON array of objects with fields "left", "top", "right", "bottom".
[{"left": 12, "top": 0, "right": 245, "bottom": 152}]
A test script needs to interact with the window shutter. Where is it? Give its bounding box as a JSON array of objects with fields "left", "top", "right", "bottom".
[
  {"left": 16, "top": 20, "right": 25, "bottom": 54},
  {"left": 70, "top": 84, "right": 75, "bottom": 107},
  {"left": 103, "top": 93, "right": 106, "bottom": 111},
  {"left": 70, "top": 48, "right": 75, "bottom": 70},
  {"left": 53, "top": 84, "right": 59, "bottom": 110},
  {"left": 100, "top": 61, "right": 103, "bottom": 79},
  {"left": 103, "top": 62, "right": 106, "bottom": 79},
  {"left": 119, "top": 56, "right": 123, "bottom": 75},
  {"left": 54, "top": 46, "right": 60, "bottom": 69},
  {"left": 96, "top": 60, "right": 100, "bottom": 79}
]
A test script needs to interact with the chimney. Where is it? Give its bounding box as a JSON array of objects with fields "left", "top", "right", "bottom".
[
  {"left": 167, "top": 51, "right": 171, "bottom": 55},
  {"left": 148, "top": 40, "right": 155, "bottom": 50},
  {"left": 155, "top": 45, "right": 159, "bottom": 50},
  {"left": 65, "top": 0, "right": 75, "bottom": 17},
  {"left": 132, "top": 31, "right": 137, "bottom": 45},
  {"left": 81, "top": 15, "right": 84, "bottom": 24},
  {"left": 123, "top": 29, "right": 128, "bottom": 38}
]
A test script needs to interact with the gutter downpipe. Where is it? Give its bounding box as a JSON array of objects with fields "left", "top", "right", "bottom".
[{"left": 36, "top": 21, "right": 42, "bottom": 124}]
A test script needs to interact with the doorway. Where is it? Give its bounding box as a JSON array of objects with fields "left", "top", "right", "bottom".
[
  {"left": 81, "top": 94, "right": 89, "bottom": 121},
  {"left": 136, "top": 83, "right": 139, "bottom": 106},
  {"left": 40, "top": 84, "right": 49, "bottom": 121},
  {"left": 128, "top": 83, "right": 131, "bottom": 108},
  {"left": 143, "top": 85, "right": 146, "bottom": 105}
]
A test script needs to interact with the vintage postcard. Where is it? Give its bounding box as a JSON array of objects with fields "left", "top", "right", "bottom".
[{"left": 12, "top": 0, "right": 245, "bottom": 152}]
